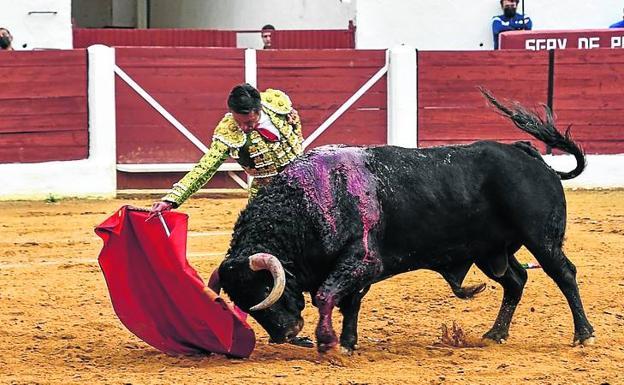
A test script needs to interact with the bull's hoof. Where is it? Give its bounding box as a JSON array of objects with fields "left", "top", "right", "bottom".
[
  {"left": 482, "top": 329, "right": 508, "bottom": 344},
  {"left": 339, "top": 337, "right": 358, "bottom": 351},
  {"left": 479, "top": 337, "right": 499, "bottom": 347},
  {"left": 317, "top": 340, "right": 338, "bottom": 353},
  {"left": 340, "top": 346, "right": 354, "bottom": 356},
  {"left": 316, "top": 326, "right": 338, "bottom": 353},
  {"left": 572, "top": 335, "right": 596, "bottom": 346}
]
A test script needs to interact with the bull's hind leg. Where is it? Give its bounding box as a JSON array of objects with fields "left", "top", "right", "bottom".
[
  {"left": 529, "top": 246, "right": 595, "bottom": 345},
  {"left": 476, "top": 256, "right": 527, "bottom": 343}
]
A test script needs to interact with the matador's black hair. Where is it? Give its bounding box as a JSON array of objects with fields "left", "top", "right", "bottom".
[{"left": 227, "top": 83, "right": 262, "bottom": 114}]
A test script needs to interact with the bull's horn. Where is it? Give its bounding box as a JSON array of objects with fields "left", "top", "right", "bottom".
[{"left": 248, "top": 253, "right": 286, "bottom": 311}]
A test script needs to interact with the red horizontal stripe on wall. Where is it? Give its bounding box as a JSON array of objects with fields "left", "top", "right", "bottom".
[
  {"left": 271, "top": 29, "right": 355, "bottom": 49},
  {"left": 73, "top": 28, "right": 236, "bottom": 48}
]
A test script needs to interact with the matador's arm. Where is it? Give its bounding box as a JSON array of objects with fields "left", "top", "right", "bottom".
[{"left": 162, "top": 139, "right": 229, "bottom": 207}]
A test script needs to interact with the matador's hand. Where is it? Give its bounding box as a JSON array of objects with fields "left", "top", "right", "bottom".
[
  {"left": 287, "top": 108, "right": 299, "bottom": 125},
  {"left": 146, "top": 201, "right": 173, "bottom": 221}
]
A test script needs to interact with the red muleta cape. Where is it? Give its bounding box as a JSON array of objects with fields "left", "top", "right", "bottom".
[{"left": 95, "top": 205, "right": 255, "bottom": 357}]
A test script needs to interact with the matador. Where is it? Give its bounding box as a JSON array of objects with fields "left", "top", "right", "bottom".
[{"left": 150, "top": 83, "right": 304, "bottom": 214}]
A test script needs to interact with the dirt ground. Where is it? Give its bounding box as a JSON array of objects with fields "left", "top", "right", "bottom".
[{"left": 1, "top": 190, "right": 623, "bottom": 385}]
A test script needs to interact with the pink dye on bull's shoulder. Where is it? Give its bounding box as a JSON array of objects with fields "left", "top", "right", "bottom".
[{"left": 284, "top": 146, "right": 380, "bottom": 260}]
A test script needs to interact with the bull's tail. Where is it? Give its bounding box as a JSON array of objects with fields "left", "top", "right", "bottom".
[{"left": 479, "top": 87, "right": 586, "bottom": 180}]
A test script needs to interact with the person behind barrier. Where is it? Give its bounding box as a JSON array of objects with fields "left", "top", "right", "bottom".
[
  {"left": 0, "top": 27, "right": 14, "bottom": 51},
  {"left": 492, "top": 0, "right": 532, "bottom": 49},
  {"left": 609, "top": 9, "right": 624, "bottom": 28},
  {"left": 261, "top": 24, "right": 275, "bottom": 49},
  {"left": 148, "top": 83, "right": 304, "bottom": 217}
]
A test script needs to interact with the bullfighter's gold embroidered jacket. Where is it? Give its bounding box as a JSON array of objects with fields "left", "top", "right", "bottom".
[{"left": 163, "top": 89, "right": 303, "bottom": 206}]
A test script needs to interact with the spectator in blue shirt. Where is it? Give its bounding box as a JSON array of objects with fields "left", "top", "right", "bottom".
[
  {"left": 492, "top": 0, "right": 532, "bottom": 49},
  {"left": 611, "top": 20, "right": 624, "bottom": 28},
  {"left": 609, "top": 12, "right": 624, "bottom": 29}
]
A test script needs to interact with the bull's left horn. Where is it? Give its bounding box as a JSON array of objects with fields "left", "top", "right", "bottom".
[{"left": 248, "top": 253, "right": 286, "bottom": 311}]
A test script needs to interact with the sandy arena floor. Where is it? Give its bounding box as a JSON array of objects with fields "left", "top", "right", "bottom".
[{"left": 1, "top": 190, "right": 623, "bottom": 385}]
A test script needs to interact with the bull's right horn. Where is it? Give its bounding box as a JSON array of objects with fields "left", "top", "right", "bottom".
[{"left": 248, "top": 253, "right": 286, "bottom": 311}]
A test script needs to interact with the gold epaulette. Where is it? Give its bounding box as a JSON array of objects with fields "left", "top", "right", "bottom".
[
  {"left": 212, "top": 113, "right": 246, "bottom": 148},
  {"left": 261, "top": 89, "right": 293, "bottom": 115}
]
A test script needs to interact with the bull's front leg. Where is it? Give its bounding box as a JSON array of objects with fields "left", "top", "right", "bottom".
[
  {"left": 338, "top": 285, "right": 370, "bottom": 354},
  {"left": 315, "top": 258, "right": 381, "bottom": 353}
]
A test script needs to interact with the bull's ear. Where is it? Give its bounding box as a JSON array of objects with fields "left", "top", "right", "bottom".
[
  {"left": 219, "top": 258, "right": 241, "bottom": 275},
  {"left": 207, "top": 269, "right": 221, "bottom": 293},
  {"left": 217, "top": 257, "right": 256, "bottom": 290},
  {"left": 214, "top": 258, "right": 239, "bottom": 293}
]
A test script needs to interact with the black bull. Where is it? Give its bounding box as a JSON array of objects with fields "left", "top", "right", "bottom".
[{"left": 210, "top": 90, "right": 595, "bottom": 353}]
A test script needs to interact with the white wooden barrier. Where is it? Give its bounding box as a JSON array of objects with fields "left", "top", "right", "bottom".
[
  {"left": 1, "top": 45, "right": 624, "bottom": 201},
  {"left": 0, "top": 45, "right": 117, "bottom": 201}
]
